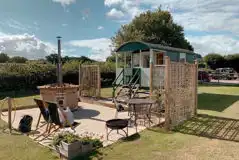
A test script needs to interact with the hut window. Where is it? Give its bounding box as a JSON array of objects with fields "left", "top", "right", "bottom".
[
  {"left": 117, "top": 53, "right": 125, "bottom": 68},
  {"left": 156, "top": 53, "right": 164, "bottom": 65},
  {"left": 179, "top": 53, "right": 186, "bottom": 62},
  {"left": 133, "top": 53, "right": 140, "bottom": 67},
  {"left": 143, "top": 54, "right": 150, "bottom": 68},
  {"left": 125, "top": 52, "right": 132, "bottom": 68}
]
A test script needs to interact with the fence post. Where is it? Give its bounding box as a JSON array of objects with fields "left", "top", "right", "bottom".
[
  {"left": 79, "top": 64, "right": 81, "bottom": 97},
  {"left": 149, "top": 49, "right": 154, "bottom": 96},
  {"left": 97, "top": 65, "right": 101, "bottom": 98},
  {"left": 7, "top": 97, "right": 12, "bottom": 133},
  {"left": 164, "top": 56, "right": 170, "bottom": 130},
  {"left": 194, "top": 60, "right": 198, "bottom": 115}
]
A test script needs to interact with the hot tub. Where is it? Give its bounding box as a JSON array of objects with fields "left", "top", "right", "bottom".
[{"left": 37, "top": 83, "right": 79, "bottom": 109}]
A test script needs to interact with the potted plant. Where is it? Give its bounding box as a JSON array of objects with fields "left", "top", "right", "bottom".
[
  {"left": 79, "top": 132, "right": 103, "bottom": 154},
  {"left": 80, "top": 136, "right": 93, "bottom": 154},
  {"left": 52, "top": 131, "right": 82, "bottom": 159}
]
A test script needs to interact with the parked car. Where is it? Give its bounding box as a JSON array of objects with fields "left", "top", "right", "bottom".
[
  {"left": 212, "top": 68, "right": 237, "bottom": 80},
  {"left": 198, "top": 71, "right": 210, "bottom": 82}
]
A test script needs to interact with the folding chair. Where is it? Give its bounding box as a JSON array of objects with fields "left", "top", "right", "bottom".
[
  {"left": 34, "top": 101, "right": 64, "bottom": 141},
  {"left": 46, "top": 101, "right": 63, "bottom": 134},
  {"left": 34, "top": 99, "right": 77, "bottom": 141},
  {"left": 34, "top": 98, "right": 51, "bottom": 133}
]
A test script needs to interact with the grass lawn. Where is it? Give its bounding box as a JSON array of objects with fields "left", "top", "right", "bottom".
[
  {"left": 0, "top": 120, "right": 58, "bottom": 160},
  {"left": 0, "top": 90, "right": 40, "bottom": 110},
  {"left": 101, "top": 87, "right": 113, "bottom": 98},
  {"left": 80, "top": 128, "right": 239, "bottom": 160},
  {"left": 198, "top": 85, "right": 239, "bottom": 117}
]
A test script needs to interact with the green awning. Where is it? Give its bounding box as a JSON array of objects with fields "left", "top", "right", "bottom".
[{"left": 115, "top": 41, "right": 196, "bottom": 54}]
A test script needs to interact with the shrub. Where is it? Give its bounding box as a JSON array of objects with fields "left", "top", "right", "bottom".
[
  {"left": 52, "top": 131, "right": 103, "bottom": 148},
  {"left": 0, "top": 61, "right": 116, "bottom": 92}
]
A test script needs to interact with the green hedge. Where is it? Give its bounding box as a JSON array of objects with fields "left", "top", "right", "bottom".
[{"left": 0, "top": 61, "right": 116, "bottom": 92}]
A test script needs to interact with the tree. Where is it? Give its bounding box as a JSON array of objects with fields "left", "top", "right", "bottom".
[
  {"left": 225, "top": 54, "right": 239, "bottom": 73},
  {"left": 10, "top": 56, "right": 28, "bottom": 63},
  {"left": 204, "top": 53, "right": 225, "bottom": 69},
  {"left": 198, "top": 62, "right": 206, "bottom": 68},
  {"left": 46, "top": 54, "right": 95, "bottom": 64},
  {"left": 45, "top": 54, "right": 58, "bottom": 64},
  {"left": 106, "top": 54, "right": 116, "bottom": 62},
  {"left": 62, "top": 56, "right": 70, "bottom": 64},
  {"left": 0, "top": 53, "right": 10, "bottom": 63},
  {"left": 112, "top": 8, "right": 193, "bottom": 51}
]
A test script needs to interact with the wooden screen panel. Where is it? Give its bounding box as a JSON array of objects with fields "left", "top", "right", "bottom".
[{"left": 79, "top": 65, "right": 100, "bottom": 97}]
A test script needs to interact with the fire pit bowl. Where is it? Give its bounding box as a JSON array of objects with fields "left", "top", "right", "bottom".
[
  {"left": 106, "top": 119, "right": 128, "bottom": 129},
  {"left": 106, "top": 119, "right": 128, "bottom": 140}
]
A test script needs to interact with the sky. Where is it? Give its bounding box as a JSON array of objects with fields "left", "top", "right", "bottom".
[{"left": 0, "top": 0, "right": 239, "bottom": 61}]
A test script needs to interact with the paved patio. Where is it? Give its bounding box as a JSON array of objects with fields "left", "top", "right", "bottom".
[{"left": 1, "top": 102, "right": 159, "bottom": 147}]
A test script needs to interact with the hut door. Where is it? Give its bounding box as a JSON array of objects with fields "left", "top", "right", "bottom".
[{"left": 124, "top": 52, "right": 133, "bottom": 84}]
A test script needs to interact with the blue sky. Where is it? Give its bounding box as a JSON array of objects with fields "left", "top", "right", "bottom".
[{"left": 0, "top": 0, "right": 239, "bottom": 61}]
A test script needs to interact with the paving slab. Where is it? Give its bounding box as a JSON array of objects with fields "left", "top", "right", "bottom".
[{"left": 1, "top": 102, "right": 159, "bottom": 147}]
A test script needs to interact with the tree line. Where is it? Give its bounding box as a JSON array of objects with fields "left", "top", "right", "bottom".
[
  {"left": 0, "top": 53, "right": 28, "bottom": 63},
  {"left": 0, "top": 52, "right": 96, "bottom": 64},
  {"left": 202, "top": 53, "right": 239, "bottom": 72}
]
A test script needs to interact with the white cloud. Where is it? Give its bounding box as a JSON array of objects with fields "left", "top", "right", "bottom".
[
  {"left": 103, "top": 0, "right": 239, "bottom": 56},
  {"left": 104, "top": 0, "right": 123, "bottom": 7},
  {"left": 106, "top": 8, "right": 125, "bottom": 19},
  {"left": 0, "top": 19, "right": 39, "bottom": 32},
  {"left": 0, "top": 33, "right": 56, "bottom": 59},
  {"left": 52, "top": 0, "right": 76, "bottom": 6},
  {"left": 121, "top": 2, "right": 144, "bottom": 19},
  {"left": 103, "top": 0, "right": 239, "bottom": 35},
  {"left": 6, "top": 19, "right": 29, "bottom": 31},
  {"left": 186, "top": 35, "right": 239, "bottom": 56},
  {"left": 68, "top": 38, "right": 112, "bottom": 61},
  {"left": 104, "top": 0, "right": 146, "bottom": 21},
  {"left": 97, "top": 26, "right": 104, "bottom": 30},
  {"left": 127, "top": 0, "right": 239, "bottom": 35},
  {"left": 62, "top": 23, "right": 68, "bottom": 27}
]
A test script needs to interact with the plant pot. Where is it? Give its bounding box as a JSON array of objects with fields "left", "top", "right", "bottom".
[
  {"left": 57, "top": 141, "right": 82, "bottom": 159},
  {"left": 81, "top": 142, "right": 93, "bottom": 154}
]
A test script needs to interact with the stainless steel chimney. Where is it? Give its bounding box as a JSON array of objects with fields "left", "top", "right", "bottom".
[{"left": 57, "top": 36, "right": 63, "bottom": 85}]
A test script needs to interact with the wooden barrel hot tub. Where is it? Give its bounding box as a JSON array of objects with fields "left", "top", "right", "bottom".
[{"left": 37, "top": 83, "right": 79, "bottom": 109}]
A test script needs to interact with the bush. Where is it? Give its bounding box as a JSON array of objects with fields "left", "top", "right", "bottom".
[
  {"left": 0, "top": 61, "right": 116, "bottom": 92},
  {"left": 52, "top": 131, "right": 79, "bottom": 146},
  {"left": 0, "top": 63, "right": 57, "bottom": 91},
  {"left": 52, "top": 131, "right": 103, "bottom": 148}
]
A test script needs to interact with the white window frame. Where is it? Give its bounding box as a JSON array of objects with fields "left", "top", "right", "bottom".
[{"left": 179, "top": 53, "right": 186, "bottom": 62}]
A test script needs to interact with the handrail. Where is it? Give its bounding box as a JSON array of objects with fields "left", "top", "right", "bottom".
[
  {"left": 128, "top": 69, "right": 140, "bottom": 85},
  {"left": 132, "top": 76, "right": 140, "bottom": 88},
  {"left": 112, "top": 69, "right": 124, "bottom": 98},
  {"left": 112, "top": 78, "right": 123, "bottom": 98},
  {"left": 112, "top": 69, "right": 124, "bottom": 86},
  {"left": 131, "top": 75, "right": 140, "bottom": 97},
  {"left": 127, "top": 69, "right": 140, "bottom": 98},
  {"left": 115, "top": 79, "right": 123, "bottom": 90},
  {"left": 113, "top": 68, "right": 141, "bottom": 99}
]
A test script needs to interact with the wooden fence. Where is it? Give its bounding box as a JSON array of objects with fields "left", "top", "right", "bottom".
[
  {"left": 79, "top": 65, "right": 101, "bottom": 98},
  {"left": 152, "top": 56, "right": 198, "bottom": 129}
]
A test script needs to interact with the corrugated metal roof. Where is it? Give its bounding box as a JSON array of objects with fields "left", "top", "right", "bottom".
[{"left": 115, "top": 41, "right": 196, "bottom": 54}]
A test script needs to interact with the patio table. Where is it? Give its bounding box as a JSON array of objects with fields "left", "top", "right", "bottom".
[{"left": 127, "top": 98, "right": 156, "bottom": 132}]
